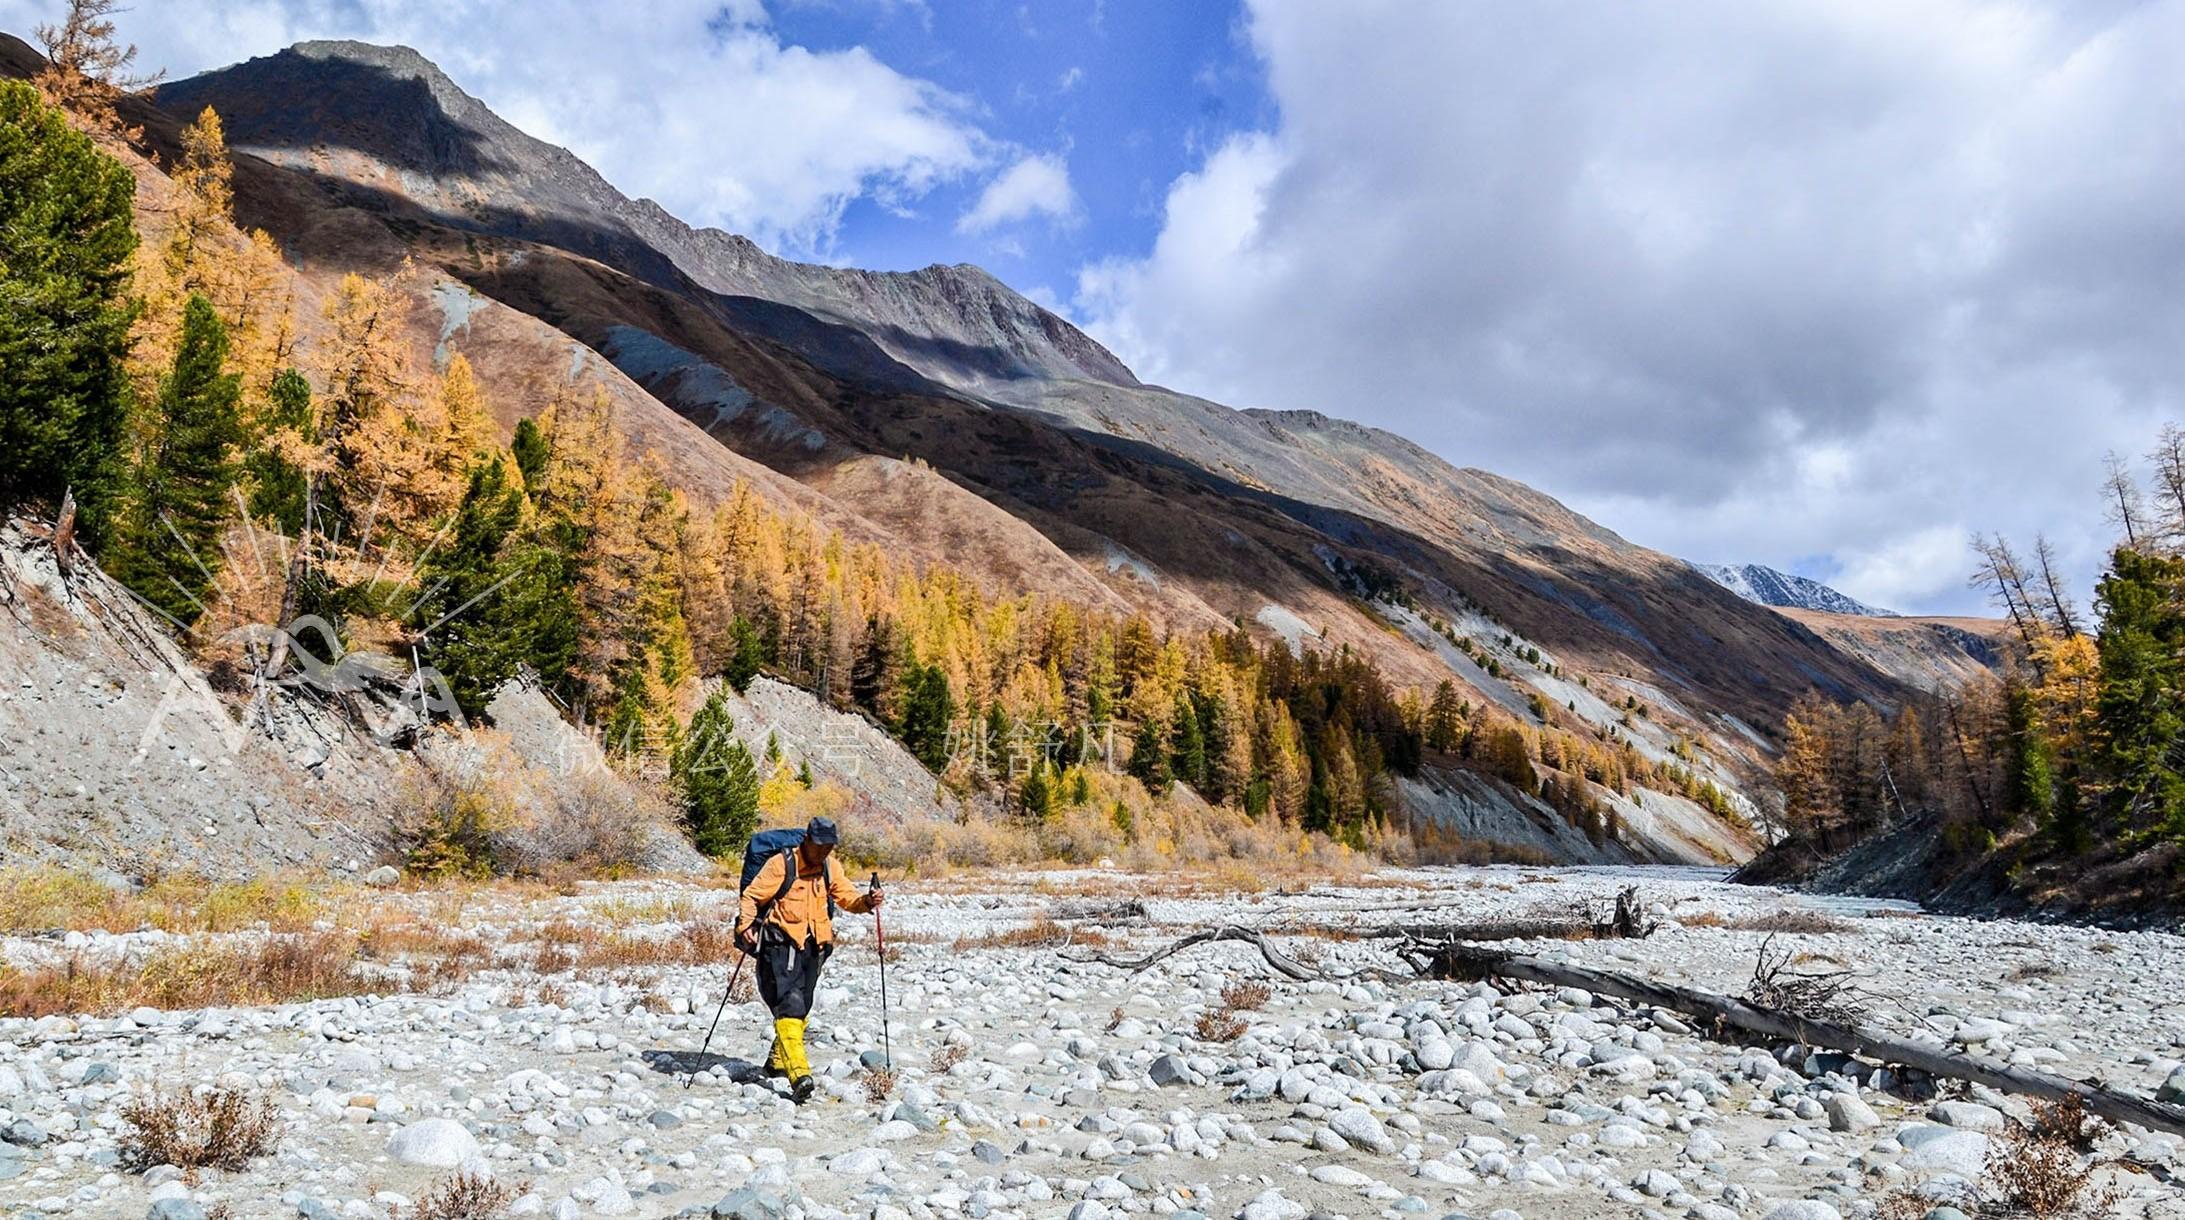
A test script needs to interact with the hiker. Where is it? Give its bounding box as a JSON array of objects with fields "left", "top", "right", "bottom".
[{"left": 734, "top": 816, "right": 883, "bottom": 1102}]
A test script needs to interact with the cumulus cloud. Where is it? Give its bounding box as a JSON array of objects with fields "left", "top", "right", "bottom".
[
  {"left": 1077, "top": 0, "right": 2185, "bottom": 614},
  {"left": 957, "top": 152, "right": 1079, "bottom": 235},
  {"left": 0, "top": 0, "right": 991, "bottom": 255}
]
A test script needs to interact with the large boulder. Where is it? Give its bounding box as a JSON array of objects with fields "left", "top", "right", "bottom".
[{"left": 384, "top": 1118, "right": 479, "bottom": 1168}]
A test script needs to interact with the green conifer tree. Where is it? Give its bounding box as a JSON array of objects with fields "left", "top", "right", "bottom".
[
  {"left": 510, "top": 416, "right": 549, "bottom": 487},
  {"left": 1018, "top": 759, "right": 1054, "bottom": 819},
  {"left": 674, "top": 687, "right": 760, "bottom": 856},
  {"left": 1170, "top": 690, "right": 1207, "bottom": 791},
  {"left": 2094, "top": 547, "right": 2185, "bottom": 837},
  {"left": 244, "top": 368, "right": 313, "bottom": 533},
  {"left": 725, "top": 615, "right": 765, "bottom": 691},
  {"left": 0, "top": 81, "right": 138, "bottom": 532},
  {"left": 1129, "top": 714, "right": 1171, "bottom": 793},
  {"left": 899, "top": 663, "right": 955, "bottom": 771},
  {"left": 109, "top": 295, "right": 242, "bottom": 625}
]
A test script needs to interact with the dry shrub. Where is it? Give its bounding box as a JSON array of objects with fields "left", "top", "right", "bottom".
[
  {"left": 1194, "top": 1008, "right": 1248, "bottom": 1042},
  {"left": 518, "top": 919, "right": 740, "bottom": 977},
  {"left": 397, "top": 764, "right": 514, "bottom": 881},
  {"left": 498, "top": 769, "right": 674, "bottom": 878},
  {"left": 410, "top": 1171, "right": 526, "bottom": 1220},
  {"left": 0, "top": 933, "right": 370, "bottom": 1018},
  {"left": 120, "top": 1085, "right": 281, "bottom": 1171},
  {"left": 862, "top": 1066, "right": 898, "bottom": 1102},
  {"left": 0, "top": 867, "right": 127, "bottom": 932},
  {"left": 1882, "top": 1095, "right": 2120, "bottom": 1220},
  {"left": 930, "top": 1043, "right": 967, "bottom": 1074},
  {"left": 950, "top": 917, "right": 1108, "bottom": 951},
  {"left": 0, "top": 868, "right": 326, "bottom": 935},
  {"left": 1220, "top": 979, "right": 1272, "bottom": 1011},
  {"left": 1734, "top": 910, "right": 1854, "bottom": 935}
]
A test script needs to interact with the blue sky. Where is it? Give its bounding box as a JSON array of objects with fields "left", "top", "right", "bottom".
[
  {"left": 764, "top": 0, "right": 1271, "bottom": 305},
  {"left": 7, "top": 0, "right": 2184, "bottom": 617}
]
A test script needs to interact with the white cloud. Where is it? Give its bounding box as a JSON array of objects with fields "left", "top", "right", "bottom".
[
  {"left": 0, "top": 0, "right": 991, "bottom": 256},
  {"left": 956, "top": 152, "right": 1078, "bottom": 235},
  {"left": 1076, "top": 0, "right": 2185, "bottom": 615}
]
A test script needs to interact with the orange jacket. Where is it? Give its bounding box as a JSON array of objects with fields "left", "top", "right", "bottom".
[{"left": 736, "top": 849, "right": 876, "bottom": 947}]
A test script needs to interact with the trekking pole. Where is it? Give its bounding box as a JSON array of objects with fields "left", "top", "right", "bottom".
[
  {"left": 871, "top": 872, "right": 891, "bottom": 1069},
  {"left": 686, "top": 944, "right": 749, "bottom": 1089}
]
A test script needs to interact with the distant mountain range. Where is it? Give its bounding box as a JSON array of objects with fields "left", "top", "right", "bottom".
[{"left": 1694, "top": 563, "right": 1894, "bottom": 617}]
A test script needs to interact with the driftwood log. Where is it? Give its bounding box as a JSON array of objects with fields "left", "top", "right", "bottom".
[
  {"left": 1414, "top": 941, "right": 2185, "bottom": 1139},
  {"left": 1075, "top": 927, "right": 2185, "bottom": 1139}
]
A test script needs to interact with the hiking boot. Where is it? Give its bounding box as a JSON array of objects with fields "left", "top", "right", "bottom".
[{"left": 790, "top": 1074, "right": 816, "bottom": 1103}]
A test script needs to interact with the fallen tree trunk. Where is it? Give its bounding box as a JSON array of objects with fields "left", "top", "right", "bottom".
[
  {"left": 1067, "top": 925, "right": 1331, "bottom": 983},
  {"left": 1071, "top": 926, "right": 2185, "bottom": 1139},
  {"left": 1414, "top": 941, "right": 2185, "bottom": 1139}
]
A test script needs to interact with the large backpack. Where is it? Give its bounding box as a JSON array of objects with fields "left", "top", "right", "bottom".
[{"left": 739, "top": 827, "right": 835, "bottom": 924}]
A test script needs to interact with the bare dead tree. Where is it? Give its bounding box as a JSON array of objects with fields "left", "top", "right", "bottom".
[
  {"left": 2150, "top": 424, "right": 2185, "bottom": 549},
  {"left": 1969, "top": 533, "right": 2043, "bottom": 658},
  {"left": 52, "top": 488, "right": 77, "bottom": 578},
  {"left": 2102, "top": 451, "right": 2145, "bottom": 549},
  {"left": 2031, "top": 534, "right": 2082, "bottom": 639}
]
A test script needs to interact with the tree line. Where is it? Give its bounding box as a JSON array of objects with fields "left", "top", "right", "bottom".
[{"left": 1777, "top": 435, "right": 2185, "bottom": 869}]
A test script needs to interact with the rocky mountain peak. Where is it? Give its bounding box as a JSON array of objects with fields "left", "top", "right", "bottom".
[
  {"left": 158, "top": 40, "right": 1136, "bottom": 390},
  {"left": 1697, "top": 562, "right": 1893, "bottom": 617}
]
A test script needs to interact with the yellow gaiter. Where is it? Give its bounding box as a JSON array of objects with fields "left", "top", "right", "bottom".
[{"left": 773, "top": 1017, "right": 810, "bottom": 1078}]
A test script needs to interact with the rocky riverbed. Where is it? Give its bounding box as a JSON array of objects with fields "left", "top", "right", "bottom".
[{"left": 0, "top": 866, "right": 2180, "bottom": 1219}]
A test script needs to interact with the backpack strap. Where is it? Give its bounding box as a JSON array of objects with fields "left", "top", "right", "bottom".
[{"left": 752, "top": 848, "right": 799, "bottom": 924}]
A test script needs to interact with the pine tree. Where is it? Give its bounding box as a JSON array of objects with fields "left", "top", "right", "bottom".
[
  {"left": 1018, "top": 759, "right": 1055, "bottom": 820},
  {"left": 1169, "top": 690, "right": 1207, "bottom": 792},
  {"left": 899, "top": 663, "right": 955, "bottom": 771},
  {"left": 510, "top": 416, "right": 549, "bottom": 487},
  {"left": 1426, "top": 679, "right": 1464, "bottom": 752},
  {"left": 244, "top": 368, "right": 313, "bottom": 533},
  {"left": 2003, "top": 682, "right": 2056, "bottom": 822},
  {"left": 1129, "top": 714, "right": 1171, "bottom": 793},
  {"left": 0, "top": 81, "right": 137, "bottom": 529},
  {"left": 2093, "top": 547, "right": 2185, "bottom": 836},
  {"left": 108, "top": 295, "right": 242, "bottom": 626},
  {"left": 674, "top": 687, "right": 760, "bottom": 857},
  {"left": 316, "top": 271, "right": 418, "bottom": 538},
  {"left": 725, "top": 615, "right": 765, "bottom": 692},
  {"left": 438, "top": 352, "right": 494, "bottom": 468},
  {"left": 413, "top": 454, "right": 536, "bottom": 712},
  {"left": 851, "top": 612, "right": 903, "bottom": 719}
]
